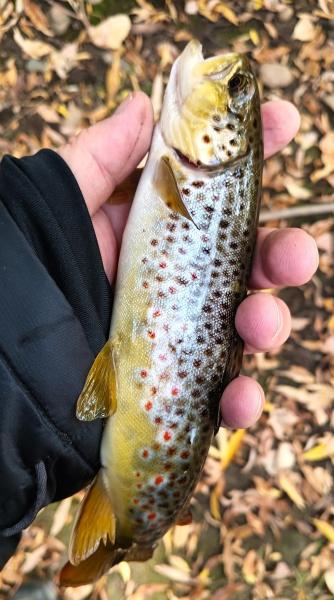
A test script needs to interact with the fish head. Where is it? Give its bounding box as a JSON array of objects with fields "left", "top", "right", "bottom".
[{"left": 160, "top": 40, "right": 261, "bottom": 169}]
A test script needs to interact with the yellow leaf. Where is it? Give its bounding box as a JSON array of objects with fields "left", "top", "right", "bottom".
[
  {"left": 249, "top": 28, "right": 260, "bottom": 45},
  {"left": 313, "top": 519, "right": 334, "bottom": 543},
  {"left": 216, "top": 3, "right": 239, "bottom": 25},
  {"left": 279, "top": 472, "right": 305, "bottom": 509},
  {"left": 88, "top": 14, "right": 131, "bottom": 50},
  {"left": 210, "top": 485, "right": 221, "bottom": 520},
  {"left": 303, "top": 438, "right": 334, "bottom": 461},
  {"left": 106, "top": 51, "right": 121, "bottom": 106},
  {"left": 221, "top": 429, "right": 245, "bottom": 471},
  {"left": 118, "top": 561, "right": 131, "bottom": 583}
]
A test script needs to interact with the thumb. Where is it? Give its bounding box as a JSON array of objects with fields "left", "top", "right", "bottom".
[{"left": 58, "top": 91, "right": 153, "bottom": 216}]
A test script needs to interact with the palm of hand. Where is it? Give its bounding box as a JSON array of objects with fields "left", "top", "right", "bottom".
[{"left": 59, "top": 93, "right": 318, "bottom": 429}]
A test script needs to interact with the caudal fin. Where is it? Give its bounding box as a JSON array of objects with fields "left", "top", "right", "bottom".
[
  {"left": 59, "top": 541, "right": 124, "bottom": 587},
  {"left": 59, "top": 541, "right": 155, "bottom": 587}
]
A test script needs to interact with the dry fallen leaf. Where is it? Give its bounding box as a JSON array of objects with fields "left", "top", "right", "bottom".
[
  {"left": 88, "top": 14, "right": 131, "bottom": 50},
  {"left": 13, "top": 27, "right": 54, "bottom": 59},
  {"left": 260, "top": 63, "right": 294, "bottom": 88}
]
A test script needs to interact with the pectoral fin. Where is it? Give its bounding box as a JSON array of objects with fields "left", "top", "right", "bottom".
[
  {"left": 69, "top": 471, "right": 116, "bottom": 566},
  {"left": 154, "top": 157, "right": 198, "bottom": 227},
  {"left": 77, "top": 340, "right": 117, "bottom": 421},
  {"left": 108, "top": 168, "right": 143, "bottom": 205}
]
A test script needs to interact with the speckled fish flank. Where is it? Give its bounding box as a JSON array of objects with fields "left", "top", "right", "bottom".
[{"left": 60, "top": 40, "right": 263, "bottom": 587}]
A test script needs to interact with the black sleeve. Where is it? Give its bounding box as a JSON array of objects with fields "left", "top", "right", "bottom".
[{"left": 0, "top": 150, "right": 112, "bottom": 567}]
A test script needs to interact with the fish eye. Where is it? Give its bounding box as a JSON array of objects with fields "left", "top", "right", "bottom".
[{"left": 228, "top": 73, "right": 246, "bottom": 95}]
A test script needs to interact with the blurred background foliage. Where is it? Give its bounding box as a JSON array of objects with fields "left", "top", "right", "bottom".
[{"left": 0, "top": 0, "right": 333, "bottom": 598}]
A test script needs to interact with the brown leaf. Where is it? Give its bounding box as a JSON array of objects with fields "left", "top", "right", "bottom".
[{"left": 23, "top": 0, "right": 53, "bottom": 36}]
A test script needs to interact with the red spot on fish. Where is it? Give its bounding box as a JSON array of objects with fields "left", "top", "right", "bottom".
[
  {"left": 148, "top": 330, "right": 156, "bottom": 339},
  {"left": 158, "top": 290, "right": 165, "bottom": 298},
  {"left": 140, "top": 370, "right": 148, "bottom": 378},
  {"left": 137, "top": 483, "right": 142, "bottom": 489},
  {"left": 169, "top": 286, "right": 176, "bottom": 294},
  {"left": 145, "top": 401, "right": 153, "bottom": 411},
  {"left": 159, "top": 261, "right": 167, "bottom": 268},
  {"left": 164, "top": 463, "right": 172, "bottom": 470},
  {"left": 143, "top": 281, "right": 149, "bottom": 288},
  {"left": 151, "top": 386, "right": 158, "bottom": 395},
  {"left": 142, "top": 450, "right": 149, "bottom": 459},
  {"left": 160, "top": 371, "right": 169, "bottom": 381},
  {"left": 155, "top": 476, "right": 164, "bottom": 485},
  {"left": 133, "top": 498, "right": 139, "bottom": 504},
  {"left": 167, "top": 447, "right": 176, "bottom": 457},
  {"left": 153, "top": 442, "right": 161, "bottom": 451},
  {"left": 164, "top": 431, "right": 172, "bottom": 442},
  {"left": 136, "top": 472, "right": 141, "bottom": 477},
  {"left": 159, "top": 354, "right": 167, "bottom": 361},
  {"left": 153, "top": 310, "right": 161, "bottom": 317},
  {"left": 148, "top": 513, "right": 156, "bottom": 520},
  {"left": 171, "top": 387, "right": 179, "bottom": 396},
  {"left": 155, "top": 416, "right": 162, "bottom": 425},
  {"left": 180, "top": 450, "right": 190, "bottom": 459},
  {"left": 191, "top": 272, "right": 198, "bottom": 280}
]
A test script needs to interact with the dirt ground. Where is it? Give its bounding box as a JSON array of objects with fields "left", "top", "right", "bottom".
[{"left": 0, "top": 1, "right": 333, "bottom": 599}]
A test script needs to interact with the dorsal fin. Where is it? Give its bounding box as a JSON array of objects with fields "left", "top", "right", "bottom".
[{"left": 154, "top": 156, "right": 198, "bottom": 227}]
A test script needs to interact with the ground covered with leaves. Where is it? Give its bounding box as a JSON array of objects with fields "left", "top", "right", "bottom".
[{"left": 0, "top": 0, "right": 333, "bottom": 599}]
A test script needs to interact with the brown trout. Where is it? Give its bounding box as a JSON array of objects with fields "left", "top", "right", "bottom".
[{"left": 60, "top": 40, "right": 263, "bottom": 586}]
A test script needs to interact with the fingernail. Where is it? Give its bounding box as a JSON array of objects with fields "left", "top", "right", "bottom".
[
  {"left": 115, "top": 93, "right": 134, "bottom": 115},
  {"left": 272, "top": 297, "right": 283, "bottom": 341}
]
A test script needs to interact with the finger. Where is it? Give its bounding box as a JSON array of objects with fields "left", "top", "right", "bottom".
[
  {"left": 249, "top": 228, "right": 319, "bottom": 290},
  {"left": 58, "top": 91, "right": 154, "bottom": 216},
  {"left": 262, "top": 100, "right": 300, "bottom": 159},
  {"left": 236, "top": 293, "right": 291, "bottom": 353},
  {"left": 220, "top": 375, "right": 264, "bottom": 429}
]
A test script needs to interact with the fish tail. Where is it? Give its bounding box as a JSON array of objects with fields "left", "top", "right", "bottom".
[
  {"left": 59, "top": 542, "right": 155, "bottom": 587},
  {"left": 58, "top": 471, "right": 155, "bottom": 587}
]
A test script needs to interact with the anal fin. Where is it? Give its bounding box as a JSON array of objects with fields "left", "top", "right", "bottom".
[
  {"left": 77, "top": 340, "right": 118, "bottom": 421},
  {"left": 69, "top": 471, "right": 116, "bottom": 566}
]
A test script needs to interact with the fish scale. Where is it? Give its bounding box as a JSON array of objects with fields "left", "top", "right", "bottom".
[{"left": 60, "top": 40, "right": 263, "bottom": 587}]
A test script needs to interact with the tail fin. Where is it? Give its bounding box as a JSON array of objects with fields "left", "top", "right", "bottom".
[
  {"left": 59, "top": 541, "right": 125, "bottom": 587},
  {"left": 59, "top": 541, "right": 155, "bottom": 587}
]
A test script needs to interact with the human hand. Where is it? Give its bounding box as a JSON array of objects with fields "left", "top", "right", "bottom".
[{"left": 59, "top": 92, "right": 319, "bottom": 430}]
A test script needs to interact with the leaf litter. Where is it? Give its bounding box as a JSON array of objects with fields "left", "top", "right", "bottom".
[{"left": 0, "top": 0, "right": 333, "bottom": 599}]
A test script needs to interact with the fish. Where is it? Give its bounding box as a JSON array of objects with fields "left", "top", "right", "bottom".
[{"left": 59, "top": 39, "right": 263, "bottom": 587}]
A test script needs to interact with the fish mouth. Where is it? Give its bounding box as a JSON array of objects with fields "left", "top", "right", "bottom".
[
  {"left": 173, "top": 147, "right": 250, "bottom": 173},
  {"left": 173, "top": 148, "right": 205, "bottom": 170}
]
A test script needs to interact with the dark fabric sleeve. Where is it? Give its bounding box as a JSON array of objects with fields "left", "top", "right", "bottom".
[{"left": 0, "top": 150, "right": 112, "bottom": 567}]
